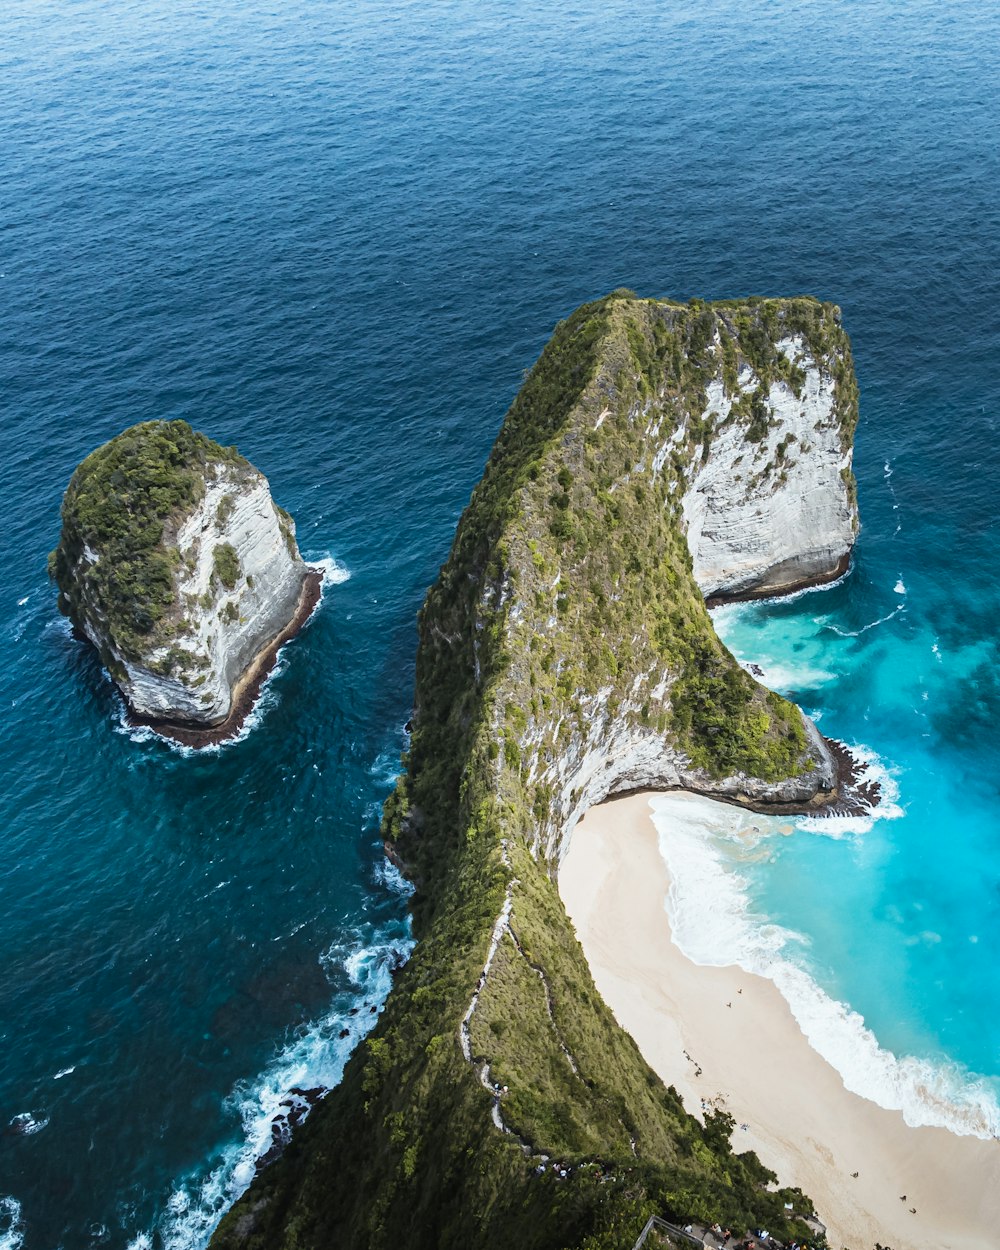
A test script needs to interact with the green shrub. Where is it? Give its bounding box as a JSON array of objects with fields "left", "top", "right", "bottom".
[
  {"left": 213, "top": 543, "right": 241, "bottom": 590},
  {"left": 215, "top": 493, "right": 236, "bottom": 526}
]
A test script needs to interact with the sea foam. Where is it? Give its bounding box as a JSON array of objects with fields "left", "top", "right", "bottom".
[
  {"left": 649, "top": 788, "right": 1000, "bottom": 1140},
  {"left": 739, "top": 658, "right": 837, "bottom": 691},
  {"left": 6, "top": 1112, "right": 48, "bottom": 1137},
  {"left": 311, "top": 555, "right": 351, "bottom": 587},
  {"left": 112, "top": 658, "right": 288, "bottom": 756},
  {"left": 823, "top": 602, "right": 906, "bottom": 638},
  {"left": 0, "top": 1198, "right": 24, "bottom": 1250},
  {"left": 135, "top": 908, "right": 413, "bottom": 1250},
  {"left": 798, "top": 744, "right": 904, "bottom": 838},
  {"left": 713, "top": 601, "right": 839, "bottom": 692}
]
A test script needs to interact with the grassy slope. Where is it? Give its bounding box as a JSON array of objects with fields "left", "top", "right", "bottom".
[{"left": 211, "top": 294, "right": 857, "bottom": 1250}]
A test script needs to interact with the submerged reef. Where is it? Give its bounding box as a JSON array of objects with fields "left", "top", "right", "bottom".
[
  {"left": 51, "top": 419, "right": 319, "bottom": 744},
  {"left": 211, "top": 293, "right": 859, "bottom": 1248}
]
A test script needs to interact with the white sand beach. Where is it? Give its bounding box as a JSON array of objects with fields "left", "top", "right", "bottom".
[{"left": 558, "top": 792, "right": 1000, "bottom": 1250}]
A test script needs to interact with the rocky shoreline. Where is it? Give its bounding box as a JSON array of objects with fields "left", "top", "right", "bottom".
[
  {"left": 125, "top": 568, "right": 323, "bottom": 748},
  {"left": 604, "top": 736, "right": 881, "bottom": 828},
  {"left": 820, "top": 734, "right": 883, "bottom": 815},
  {"left": 704, "top": 550, "right": 853, "bottom": 610}
]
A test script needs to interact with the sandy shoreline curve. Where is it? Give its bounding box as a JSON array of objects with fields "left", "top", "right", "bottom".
[{"left": 558, "top": 791, "right": 1000, "bottom": 1250}]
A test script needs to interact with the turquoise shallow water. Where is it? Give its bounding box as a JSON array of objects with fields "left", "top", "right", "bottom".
[
  {"left": 704, "top": 487, "right": 1000, "bottom": 1111},
  {"left": 657, "top": 566, "right": 1000, "bottom": 1133},
  {"left": 1, "top": 0, "right": 999, "bottom": 1246}
]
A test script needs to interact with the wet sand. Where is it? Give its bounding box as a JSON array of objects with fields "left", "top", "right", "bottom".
[{"left": 558, "top": 791, "right": 1000, "bottom": 1250}]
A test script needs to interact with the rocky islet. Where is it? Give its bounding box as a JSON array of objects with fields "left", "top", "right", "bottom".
[{"left": 51, "top": 419, "right": 321, "bottom": 745}]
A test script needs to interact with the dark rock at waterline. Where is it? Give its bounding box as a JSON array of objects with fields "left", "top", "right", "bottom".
[
  {"left": 818, "top": 738, "right": 883, "bottom": 816},
  {"left": 254, "top": 1087, "right": 328, "bottom": 1177},
  {"left": 287, "top": 1086, "right": 325, "bottom": 1105}
]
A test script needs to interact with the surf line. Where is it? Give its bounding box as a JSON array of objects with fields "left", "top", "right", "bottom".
[{"left": 824, "top": 602, "right": 905, "bottom": 638}]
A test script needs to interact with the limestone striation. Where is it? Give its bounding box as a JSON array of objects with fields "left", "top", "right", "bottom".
[
  {"left": 684, "top": 337, "right": 856, "bottom": 601},
  {"left": 210, "top": 293, "right": 861, "bottom": 1250},
  {"left": 51, "top": 420, "right": 319, "bottom": 743}
]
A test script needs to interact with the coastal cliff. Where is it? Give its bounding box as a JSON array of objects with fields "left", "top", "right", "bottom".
[
  {"left": 211, "top": 294, "right": 858, "bottom": 1249},
  {"left": 51, "top": 420, "right": 318, "bottom": 743},
  {"left": 684, "top": 335, "right": 856, "bottom": 602}
]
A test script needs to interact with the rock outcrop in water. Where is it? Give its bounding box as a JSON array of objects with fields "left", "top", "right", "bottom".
[
  {"left": 210, "top": 293, "right": 860, "bottom": 1250},
  {"left": 51, "top": 420, "right": 320, "bottom": 743}
]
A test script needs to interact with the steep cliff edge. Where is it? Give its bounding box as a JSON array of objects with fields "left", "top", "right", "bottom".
[
  {"left": 51, "top": 420, "right": 319, "bottom": 743},
  {"left": 211, "top": 294, "right": 859, "bottom": 1249}
]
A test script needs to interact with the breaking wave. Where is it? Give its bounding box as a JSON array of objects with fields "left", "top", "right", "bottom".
[
  {"left": 6, "top": 1112, "right": 48, "bottom": 1137},
  {"left": 799, "top": 744, "right": 904, "bottom": 838},
  {"left": 649, "top": 789, "right": 1000, "bottom": 1139},
  {"left": 130, "top": 901, "right": 413, "bottom": 1250},
  {"left": 112, "top": 656, "right": 289, "bottom": 755},
  {"left": 823, "top": 602, "right": 906, "bottom": 638},
  {"left": 0, "top": 1197, "right": 24, "bottom": 1250},
  {"left": 311, "top": 555, "right": 351, "bottom": 587}
]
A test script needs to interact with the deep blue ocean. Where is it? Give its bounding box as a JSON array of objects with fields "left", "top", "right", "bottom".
[{"left": 2, "top": 2, "right": 999, "bottom": 1246}]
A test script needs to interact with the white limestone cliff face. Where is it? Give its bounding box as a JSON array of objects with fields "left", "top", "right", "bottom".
[
  {"left": 683, "top": 335, "right": 856, "bottom": 598},
  {"left": 75, "top": 466, "right": 311, "bottom": 726}
]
